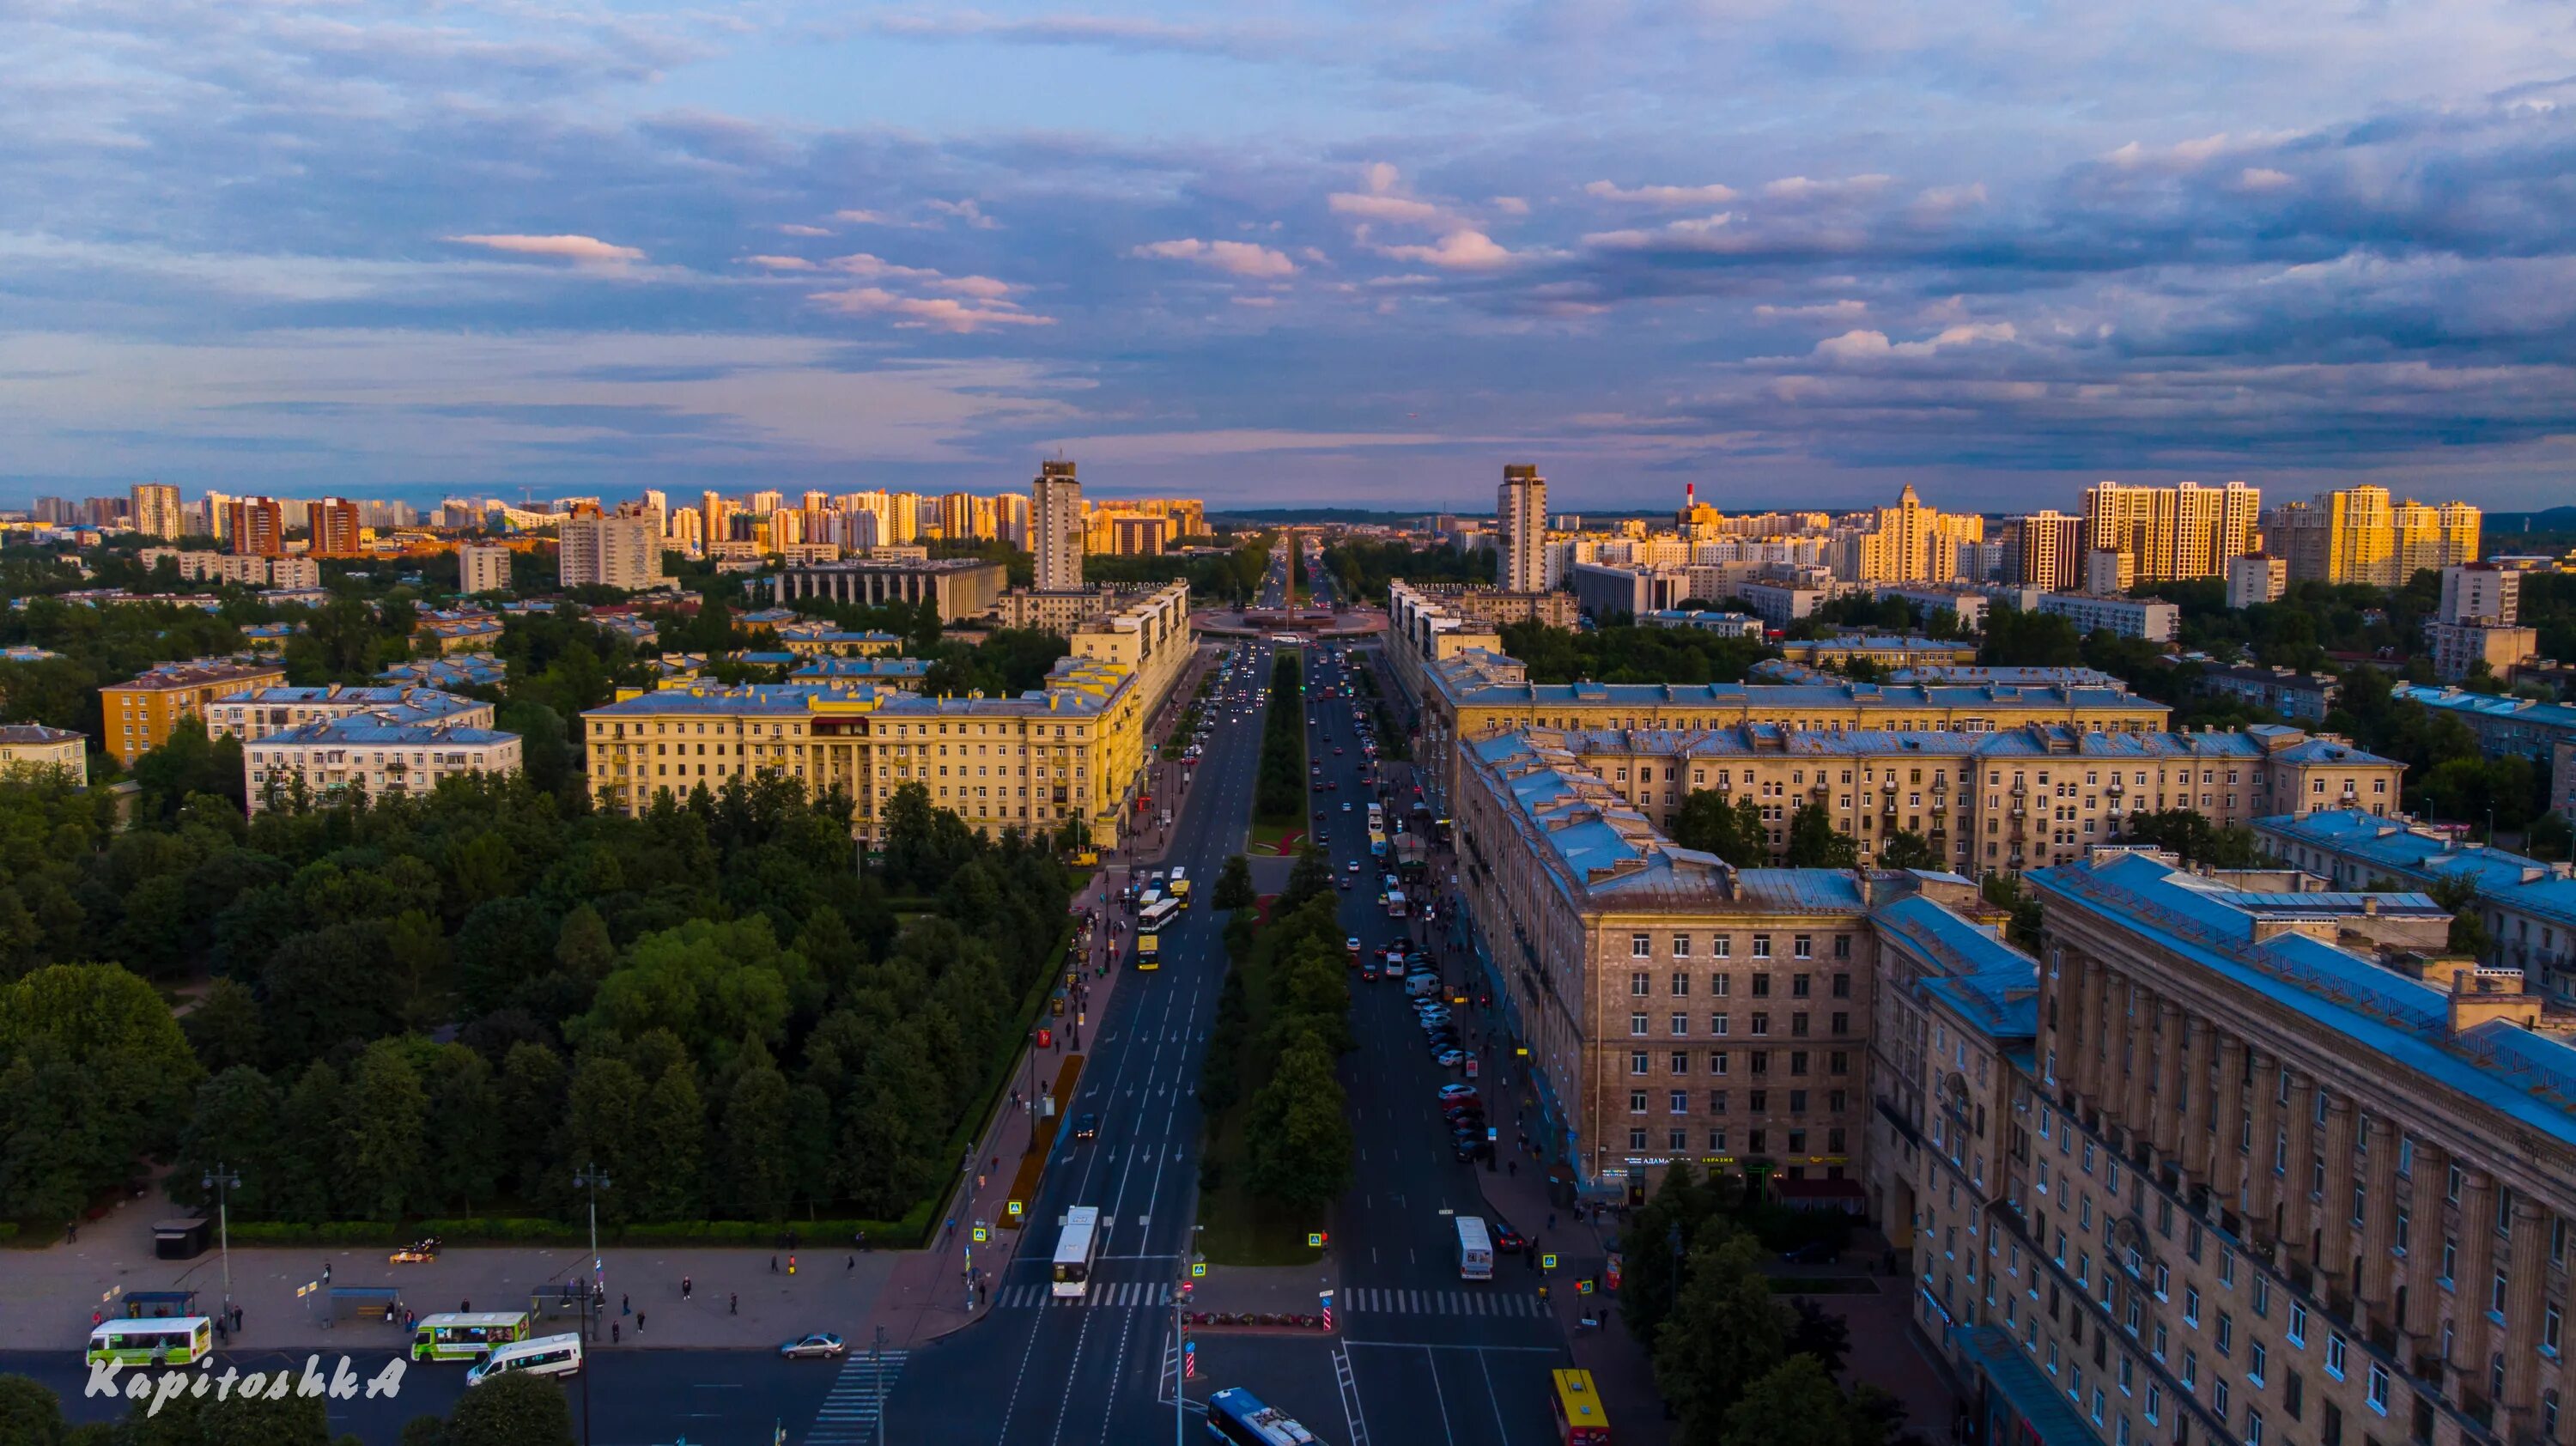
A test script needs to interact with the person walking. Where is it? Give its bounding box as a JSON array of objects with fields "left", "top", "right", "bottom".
[
  {"left": 635, "top": 1312, "right": 645, "bottom": 1335},
  {"left": 729, "top": 1293, "right": 738, "bottom": 1315},
  {"left": 611, "top": 1322, "right": 620, "bottom": 1345},
  {"left": 681, "top": 1275, "right": 692, "bottom": 1300},
  {"left": 622, "top": 1294, "right": 631, "bottom": 1316}
]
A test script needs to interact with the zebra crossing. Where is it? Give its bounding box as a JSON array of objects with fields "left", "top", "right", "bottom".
[
  {"left": 802, "top": 1349, "right": 908, "bottom": 1445},
  {"left": 1340, "top": 1286, "right": 1547, "bottom": 1317},
  {"left": 994, "top": 1280, "right": 1176, "bottom": 1309}
]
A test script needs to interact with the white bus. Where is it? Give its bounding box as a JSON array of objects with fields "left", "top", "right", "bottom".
[
  {"left": 1456, "top": 1215, "right": 1494, "bottom": 1280},
  {"left": 1053, "top": 1206, "right": 1103, "bottom": 1298},
  {"left": 465, "top": 1333, "right": 582, "bottom": 1386},
  {"left": 87, "top": 1317, "right": 212, "bottom": 1367},
  {"left": 1140, "top": 896, "right": 1181, "bottom": 935},
  {"left": 1206, "top": 1387, "right": 1320, "bottom": 1444}
]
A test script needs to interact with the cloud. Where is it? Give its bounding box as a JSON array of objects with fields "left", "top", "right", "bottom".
[
  {"left": 1759, "top": 175, "right": 1893, "bottom": 203},
  {"left": 1581, "top": 213, "right": 1736, "bottom": 249},
  {"left": 922, "top": 199, "right": 999, "bottom": 230},
  {"left": 1376, "top": 230, "right": 1516, "bottom": 270},
  {"left": 1585, "top": 180, "right": 1741, "bottom": 205},
  {"left": 1755, "top": 300, "right": 1869, "bottom": 321},
  {"left": 2236, "top": 167, "right": 2296, "bottom": 191},
  {"left": 777, "top": 223, "right": 833, "bottom": 237},
  {"left": 1814, "top": 322, "right": 2018, "bottom": 361},
  {"left": 445, "top": 234, "right": 643, "bottom": 264},
  {"left": 1329, "top": 191, "right": 1448, "bottom": 226},
  {"left": 743, "top": 254, "right": 817, "bottom": 270},
  {"left": 808, "top": 288, "right": 1052, "bottom": 332},
  {"left": 1129, "top": 239, "right": 1298, "bottom": 278},
  {"left": 1490, "top": 196, "right": 1530, "bottom": 216}
]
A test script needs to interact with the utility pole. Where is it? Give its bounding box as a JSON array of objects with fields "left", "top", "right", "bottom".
[
  {"left": 200, "top": 1163, "right": 240, "bottom": 1320},
  {"left": 1177, "top": 1222, "right": 1204, "bottom": 1445},
  {"left": 873, "top": 1324, "right": 890, "bottom": 1446},
  {"left": 573, "top": 1163, "right": 610, "bottom": 1446}
]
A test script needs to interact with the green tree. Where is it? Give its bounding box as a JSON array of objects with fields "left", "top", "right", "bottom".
[
  {"left": 556, "top": 1055, "right": 645, "bottom": 1222},
  {"left": 1656, "top": 1228, "right": 1793, "bottom": 1446},
  {"left": 637, "top": 1061, "right": 707, "bottom": 1221},
  {"left": 1245, "top": 1040, "right": 1352, "bottom": 1212},
  {"left": 0, "top": 1374, "right": 65, "bottom": 1446},
  {"left": 1782, "top": 803, "right": 1858, "bottom": 868},
  {"left": 722, "top": 1041, "right": 794, "bottom": 1221},
  {"left": 343, "top": 1039, "right": 431, "bottom": 1219},
  {"left": 1876, "top": 829, "right": 1939, "bottom": 870},
  {"left": 1212, "top": 854, "right": 1255, "bottom": 911},
  {"left": 0, "top": 963, "right": 203, "bottom": 1219},
  {"left": 1720, "top": 1354, "right": 1893, "bottom": 1446},
  {"left": 106, "top": 1380, "right": 333, "bottom": 1446},
  {"left": 167, "top": 1066, "right": 283, "bottom": 1215},
  {"left": 1283, "top": 842, "right": 1334, "bottom": 909},
  {"left": 180, "top": 976, "right": 266, "bottom": 1073},
  {"left": 1672, "top": 791, "right": 1769, "bottom": 866},
  {"left": 440, "top": 1368, "right": 576, "bottom": 1446},
  {"left": 1978, "top": 606, "right": 2082, "bottom": 668}
]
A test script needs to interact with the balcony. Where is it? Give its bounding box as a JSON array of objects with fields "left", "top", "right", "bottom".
[{"left": 2105, "top": 778, "right": 2123, "bottom": 796}]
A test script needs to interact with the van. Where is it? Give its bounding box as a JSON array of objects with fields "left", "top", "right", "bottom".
[
  {"left": 465, "top": 1333, "right": 583, "bottom": 1386},
  {"left": 1406, "top": 974, "right": 1441, "bottom": 998}
]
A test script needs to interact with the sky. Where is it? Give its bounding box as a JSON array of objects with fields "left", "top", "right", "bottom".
[{"left": 4, "top": 0, "right": 2576, "bottom": 514}]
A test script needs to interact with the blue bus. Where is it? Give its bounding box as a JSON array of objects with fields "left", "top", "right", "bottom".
[{"left": 1206, "top": 1386, "right": 1322, "bottom": 1444}]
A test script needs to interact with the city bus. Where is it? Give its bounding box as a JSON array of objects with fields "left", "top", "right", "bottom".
[
  {"left": 1141, "top": 896, "right": 1181, "bottom": 935},
  {"left": 1551, "top": 1368, "right": 1612, "bottom": 1444},
  {"left": 1206, "top": 1386, "right": 1321, "bottom": 1445},
  {"left": 1385, "top": 887, "right": 1406, "bottom": 919},
  {"left": 87, "top": 1317, "right": 212, "bottom": 1367},
  {"left": 1053, "top": 1206, "right": 1103, "bottom": 1298},
  {"left": 1168, "top": 866, "right": 1191, "bottom": 908},
  {"left": 1135, "top": 931, "right": 1160, "bottom": 970},
  {"left": 1137, "top": 886, "right": 1165, "bottom": 915},
  {"left": 1368, "top": 829, "right": 1387, "bottom": 859},
  {"left": 1455, "top": 1215, "right": 1494, "bottom": 1279},
  {"left": 411, "top": 1311, "right": 534, "bottom": 1361}
]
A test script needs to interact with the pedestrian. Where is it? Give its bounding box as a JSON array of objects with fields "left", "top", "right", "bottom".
[
  {"left": 770, "top": 1255, "right": 780, "bottom": 1273},
  {"left": 1509, "top": 1159, "right": 1518, "bottom": 1178},
  {"left": 1547, "top": 1212, "right": 1557, "bottom": 1230},
  {"left": 612, "top": 1322, "right": 620, "bottom": 1345},
  {"left": 848, "top": 1255, "right": 855, "bottom": 1273},
  {"left": 92, "top": 1309, "right": 101, "bottom": 1328},
  {"left": 622, "top": 1293, "right": 631, "bottom": 1316},
  {"left": 231, "top": 1306, "right": 243, "bottom": 1334},
  {"left": 321, "top": 1262, "right": 332, "bottom": 1285},
  {"left": 65, "top": 1221, "right": 76, "bottom": 1243},
  {"left": 683, "top": 1275, "right": 693, "bottom": 1300},
  {"left": 461, "top": 1299, "right": 471, "bottom": 1312},
  {"left": 729, "top": 1293, "right": 738, "bottom": 1315},
  {"left": 636, "top": 1312, "right": 645, "bottom": 1334}
]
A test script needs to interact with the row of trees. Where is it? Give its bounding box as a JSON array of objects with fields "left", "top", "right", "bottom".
[
  {"left": 1254, "top": 649, "right": 1307, "bottom": 823},
  {"left": 1626, "top": 1164, "right": 1923, "bottom": 1446},
  {"left": 1198, "top": 850, "right": 1356, "bottom": 1215},
  {"left": 0, "top": 1364, "right": 571, "bottom": 1446},
  {"left": 1320, "top": 538, "right": 1488, "bottom": 603},
  {"left": 1668, "top": 793, "right": 1861, "bottom": 869},
  {"left": 1498, "top": 620, "right": 1776, "bottom": 687},
  {"left": 0, "top": 767, "right": 1071, "bottom": 1231}
]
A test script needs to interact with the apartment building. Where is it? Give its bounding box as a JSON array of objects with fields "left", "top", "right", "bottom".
[
  {"left": 245, "top": 717, "right": 522, "bottom": 812},
  {"left": 204, "top": 684, "right": 493, "bottom": 743},
  {"left": 2439, "top": 564, "right": 2521, "bottom": 626},
  {"left": 226, "top": 498, "right": 286, "bottom": 557},
  {"left": 2199, "top": 667, "right": 2340, "bottom": 723},
  {"left": 416, "top": 612, "right": 506, "bottom": 654},
  {"left": 2036, "top": 592, "right": 2181, "bottom": 643},
  {"left": 1498, "top": 465, "right": 1549, "bottom": 593},
  {"left": 2227, "top": 556, "right": 2288, "bottom": 609},
  {"left": 1994, "top": 848, "right": 2576, "bottom": 1446},
  {"left": 1510, "top": 721, "right": 2398, "bottom": 875},
  {"left": 0, "top": 724, "right": 88, "bottom": 785},
  {"left": 1873, "top": 584, "right": 1993, "bottom": 633},
  {"left": 585, "top": 584, "right": 1189, "bottom": 846},
  {"left": 2009, "top": 511, "right": 2089, "bottom": 593},
  {"left": 100, "top": 661, "right": 289, "bottom": 767},
  {"left": 458, "top": 543, "right": 513, "bottom": 595},
  {"left": 2254, "top": 811, "right": 2576, "bottom": 999},
  {"left": 773, "top": 624, "right": 906, "bottom": 659},
  {"left": 1845, "top": 485, "right": 1986, "bottom": 586},
  {"left": 1034, "top": 461, "right": 1084, "bottom": 592},
  {"left": 2267, "top": 486, "right": 2482, "bottom": 586},
  {"left": 137, "top": 550, "right": 323, "bottom": 589},
  {"left": 1640, "top": 609, "right": 1765, "bottom": 639},
  {"left": 2080, "top": 480, "right": 2263, "bottom": 581},
  {"left": 1452, "top": 730, "right": 1882, "bottom": 1188},
  {"left": 130, "top": 483, "right": 185, "bottom": 542},
  {"left": 992, "top": 586, "right": 1131, "bottom": 633},
  {"left": 2393, "top": 685, "right": 2576, "bottom": 768},
  {"left": 1737, "top": 580, "right": 1835, "bottom": 630},
  {"left": 764, "top": 557, "right": 1010, "bottom": 622},
  {"left": 307, "top": 497, "right": 362, "bottom": 557},
  {"left": 1779, "top": 635, "right": 1983, "bottom": 670},
  {"left": 560, "top": 509, "right": 666, "bottom": 591}
]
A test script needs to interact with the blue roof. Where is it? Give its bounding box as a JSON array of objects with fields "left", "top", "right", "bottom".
[
  {"left": 1951, "top": 1327, "right": 2105, "bottom": 1446},
  {"left": 2030, "top": 852, "right": 2576, "bottom": 1151},
  {"left": 790, "top": 656, "right": 930, "bottom": 679},
  {"left": 2256, "top": 809, "right": 2576, "bottom": 932},
  {"left": 1874, "top": 896, "right": 2041, "bottom": 1040},
  {"left": 376, "top": 654, "right": 507, "bottom": 688},
  {"left": 264, "top": 719, "right": 517, "bottom": 746},
  {"left": 2396, "top": 684, "right": 2576, "bottom": 736},
  {"left": 1540, "top": 721, "right": 2397, "bottom": 768}
]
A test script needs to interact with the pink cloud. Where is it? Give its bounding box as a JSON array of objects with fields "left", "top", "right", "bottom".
[
  {"left": 446, "top": 234, "right": 643, "bottom": 264},
  {"left": 1377, "top": 230, "right": 1513, "bottom": 270},
  {"left": 1130, "top": 238, "right": 1298, "bottom": 278},
  {"left": 1584, "top": 180, "right": 1739, "bottom": 205},
  {"left": 808, "top": 288, "right": 1052, "bottom": 332},
  {"left": 743, "top": 254, "right": 818, "bottom": 270}
]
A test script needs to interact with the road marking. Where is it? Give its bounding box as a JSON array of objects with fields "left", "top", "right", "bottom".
[{"left": 803, "top": 1350, "right": 908, "bottom": 1444}]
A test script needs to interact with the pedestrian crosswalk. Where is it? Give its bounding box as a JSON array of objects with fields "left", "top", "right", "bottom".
[
  {"left": 803, "top": 1349, "right": 908, "bottom": 1445},
  {"left": 1340, "top": 1286, "right": 1547, "bottom": 1317},
  {"left": 993, "top": 1280, "right": 1176, "bottom": 1309}
]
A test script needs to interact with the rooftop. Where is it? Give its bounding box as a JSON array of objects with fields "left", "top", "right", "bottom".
[
  {"left": 0, "top": 723, "right": 82, "bottom": 745},
  {"left": 2030, "top": 851, "right": 2576, "bottom": 1151},
  {"left": 2255, "top": 809, "right": 2576, "bottom": 932},
  {"left": 113, "top": 661, "right": 284, "bottom": 690},
  {"left": 2395, "top": 684, "right": 2576, "bottom": 734},
  {"left": 260, "top": 716, "right": 519, "bottom": 747},
  {"left": 1431, "top": 648, "right": 2166, "bottom": 715},
  {"left": 1530, "top": 720, "right": 2397, "bottom": 767}
]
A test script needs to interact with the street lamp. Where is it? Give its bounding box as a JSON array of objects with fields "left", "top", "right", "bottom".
[
  {"left": 200, "top": 1163, "right": 240, "bottom": 1319},
  {"left": 572, "top": 1163, "right": 610, "bottom": 1446},
  {"left": 1176, "top": 1223, "right": 1205, "bottom": 1446}
]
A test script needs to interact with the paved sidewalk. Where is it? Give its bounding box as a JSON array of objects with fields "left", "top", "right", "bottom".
[{"left": 0, "top": 1196, "right": 899, "bottom": 1353}]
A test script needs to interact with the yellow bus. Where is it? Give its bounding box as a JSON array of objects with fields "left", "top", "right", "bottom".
[
  {"left": 1136, "top": 932, "right": 1160, "bottom": 970},
  {"left": 1168, "top": 866, "right": 1191, "bottom": 907},
  {"left": 1551, "top": 1369, "right": 1611, "bottom": 1445},
  {"left": 88, "top": 1317, "right": 212, "bottom": 1367},
  {"left": 412, "top": 1310, "right": 534, "bottom": 1361}
]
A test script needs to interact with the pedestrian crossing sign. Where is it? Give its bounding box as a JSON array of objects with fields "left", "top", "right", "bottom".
[
  {"left": 1541, "top": 1253, "right": 1558, "bottom": 1271},
  {"left": 972, "top": 1225, "right": 988, "bottom": 1242},
  {"left": 1577, "top": 1279, "right": 1595, "bottom": 1296},
  {"left": 1191, "top": 1262, "right": 1206, "bottom": 1278},
  {"left": 1007, "top": 1200, "right": 1024, "bottom": 1218},
  {"left": 1307, "top": 1232, "right": 1325, "bottom": 1248}
]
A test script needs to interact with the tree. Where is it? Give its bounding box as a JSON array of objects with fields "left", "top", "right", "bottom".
[
  {"left": 1245, "top": 1042, "right": 1352, "bottom": 1212},
  {"left": 1673, "top": 791, "right": 1769, "bottom": 866},
  {"left": 722, "top": 1041, "right": 795, "bottom": 1221},
  {"left": 1782, "top": 803, "right": 1858, "bottom": 868},
  {"left": 0, "top": 963, "right": 203, "bottom": 1219},
  {"left": 637, "top": 1061, "right": 707, "bottom": 1221},
  {"left": 440, "top": 1368, "right": 576, "bottom": 1446},
  {"left": 1978, "top": 606, "right": 2082, "bottom": 668},
  {"left": 105, "top": 1380, "right": 333, "bottom": 1445},
  {"left": 1212, "top": 854, "right": 1255, "bottom": 911},
  {"left": 556, "top": 1055, "right": 645, "bottom": 1222},
  {"left": 1721, "top": 1354, "right": 1892, "bottom": 1446},
  {"left": 343, "top": 1039, "right": 432, "bottom": 1220},
  {"left": 1785, "top": 1296, "right": 1853, "bottom": 1375},
  {"left": 1656, "top": 1227, "right": 1793, "bottom": 1446},
  {"left": 1875, "top": 829, "right": 1939, "bottom": 871},
  {"left": 0, "top": 1375, "right": 66, "bottom": 1446},
  {"left": 1283, "top": 842, "right": 1334, "bottom": 909},
  {"left": 2429, "top": 875, "right": 2494, "bottom": 958}
]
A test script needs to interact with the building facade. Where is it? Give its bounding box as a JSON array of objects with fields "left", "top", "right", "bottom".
[
  {"left": 100, "top": 662, "right": 289, "bottom": 767},
  {"left": 767, "top": 558, "right": 1010, "bottom": 623},
  {"left": 1034, "top": 460, "right": 1084, "bottom": 592},
  {"left": 204, "top": 685, "right": 493, "bottom": 743},
  {"left": 458, "top": 543, "right": 513, "bottom": 596},
  {"left": 0, "top": 724, "right": 87, "bottom": 785},
  {"left": 130, "top": 483, "right": 185, "bottom": 542},
  {"left": 246, "top": 718, "right": 523, "bottom": 812},
  {"left": 226, "top": 498, "right": 286, "bottom": 557},
  {"left": 2227, "top": 556, "right": 2289, "bottom": 609},
  {"left": 2035, "top": 592, "right": 2181, "bottom": 643},
  {"left": 2267, "top": 486, "right": 2482, "bottom": 586},
  {"left": 2080, "top": 480, "right": 2263, "bottom": 582},
  {"left": 307, "top": 498, "right": 362, "bottom": 556},
  {"left": 559, "top": 510, "right": 666, "bottom": 591},
  {"left": 1498, "top": 464, "right": 1549, "bottom": 593},
  {"left": 2013, "top": 511, "right": 2088, "bottom": 593}
]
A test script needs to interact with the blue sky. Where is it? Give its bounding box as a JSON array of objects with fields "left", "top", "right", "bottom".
[{"left": 4, "top": 0, "right": 2575, "bottom": 513}]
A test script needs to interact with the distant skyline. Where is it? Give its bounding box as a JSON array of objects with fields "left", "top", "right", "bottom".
[{"left": 5, "top": 2, "right": 2575, "bottom": 510}]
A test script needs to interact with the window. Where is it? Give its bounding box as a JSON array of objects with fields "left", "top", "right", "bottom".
[
  {"left": 1671, "top": 1013, "right": 1691, "bottom": 1037},
  {"left": 2245, "top": 1409, "right": 2264, "bottom": 1446},
  {"left": 1753, "top": 936, "right": 1772, "bottom": 959},
  {"left": 1673, "top": 936, "right": 1692, "bottom": 958},
  {"left": 1631, "top": 1013, "right": 1649, "bottom": 1036},
  {"left": 2287, "top": 1303, "right": 2306, "bottom": 1347},
  {"left": 1671, "top": 970, "right": 1691, "bottom": 994},
  {"left": 1631, "top": 934, "right": 1652, "bottom": 957},
  {"left": 2249, "top": 1339, "right": 2266, "bottom": 1383},
  {"left": 2324, "top": 1333, "right": 2346, "bottom": 1381},
  {"left": 1669, "top": 1091, "right": 1689, "bottom": 1115},
  {"left": 2215, "top": 1313, "right": 2233, "bottom": 1357},
  {"left": 2365, "top": 1362, "right": 2389, "bottom": 1413},
  {"left": 2185, "top": 1287, "right": 2201, "bottom": 1326},
  {"left": 1670, "top": 1051, "right": 1690, "bottom": 1074},
  {"left": 1631, "top": 1052, "right": 1650, "bottom": 1075},
  {"left": 1630, "top": 1091, "right": 1648, "bottom": 1112}
]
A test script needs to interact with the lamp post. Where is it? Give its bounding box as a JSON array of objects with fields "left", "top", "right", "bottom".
[
  {"left": 200, "top": 1163, "right": 240, "bottom": 1320},
  {"left": 572, "top": 1163, "right": 610, "bottom": 1446},
  {"left": 1177, "top": 1223, "right": 1204, "bottom": 1446}
]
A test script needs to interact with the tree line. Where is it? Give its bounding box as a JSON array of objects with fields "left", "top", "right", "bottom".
[
  {"left": 0, "top": 769, "right": 1071, "bottom": 1237},
  {"left": 1498, "top": 620, "right": 1777, "bottom": 687},
  {"left": 1198, "top": 848, "right": 1355, "bottom": 1217},
  {"left": 1255, "top": 649, "right": 1307, "bottom": 824}
]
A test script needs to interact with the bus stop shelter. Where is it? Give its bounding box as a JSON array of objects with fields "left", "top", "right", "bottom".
[
  {"left": 325, "top": 1285, "right": 404, "bottom": 1326},
  {"left": 122, "top": 1291, "right": 198, "bottom": 1319}
]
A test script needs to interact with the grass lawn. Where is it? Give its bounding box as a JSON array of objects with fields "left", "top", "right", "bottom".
[{"left": 1248, "top": 819, "right": 1305, "bottom": 855}]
